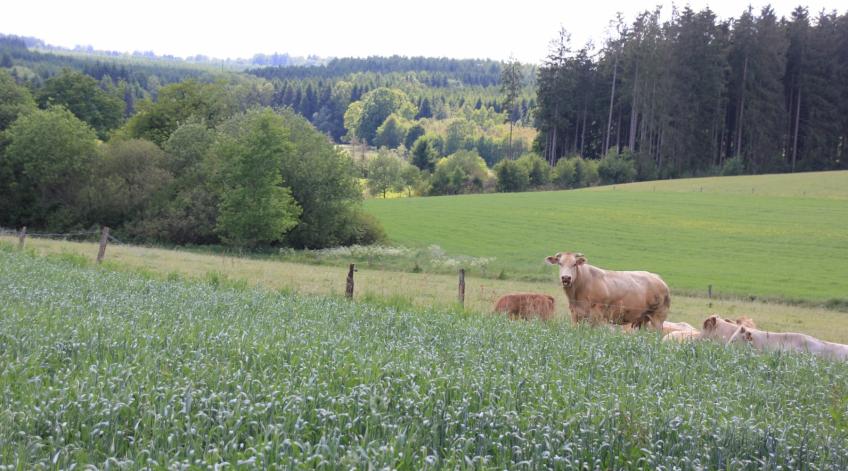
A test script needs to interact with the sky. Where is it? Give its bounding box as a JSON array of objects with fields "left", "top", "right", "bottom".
[{"left": 1, "top": 0, "right": 843, "bottom": 64}]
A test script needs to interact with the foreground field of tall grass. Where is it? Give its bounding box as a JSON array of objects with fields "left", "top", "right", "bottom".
[
  {"left": 365, "top": 171, "right": 848, "bottom": 304},
  {"left": 1, "top": 248, "right": 847, "bottom": 468}
]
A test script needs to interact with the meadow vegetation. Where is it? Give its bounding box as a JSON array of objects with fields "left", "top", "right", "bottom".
[
  {"left": 365, "top": 171, "right": 848, "bottom": 304},
  {"left": 3, "top": 236, "right": 847, "bottom": 344},
  {"left": 2, "top": 247, "right": 848, "bottom": 468}
]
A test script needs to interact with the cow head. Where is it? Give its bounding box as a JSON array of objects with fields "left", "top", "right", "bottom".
[
  {"left": 545, "top": 252, "right": 587, "bottom": 289},
  {"left": 727, "top": 326, "right": 754, "bottom": 345}
]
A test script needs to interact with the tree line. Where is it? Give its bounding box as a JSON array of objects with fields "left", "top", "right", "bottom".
[
  {"left": 250, "top": 56, "right": 509, "bottom": 86},
  {"left": 535, "top": 5, "right": 848, "bottom": 178},
  {"left": 0, "top": 70, "right": 382, "bottom": 248}
]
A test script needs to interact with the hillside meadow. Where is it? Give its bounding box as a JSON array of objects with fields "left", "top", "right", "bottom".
[
  {"left": 3, "top": 236, "right": 847, "bottom": 343},
  {"left": 2, "top": 248, "right": 848, "bottom": 468},
  {"left": 365, "top": 171, "right": 848, "bottom": 304}
]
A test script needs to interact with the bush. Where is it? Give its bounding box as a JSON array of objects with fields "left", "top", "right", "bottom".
[
  {"left": 597, "top": 150, "right": 637, "bottom": 185},
  {"left": 516, "top": 153, "right": 551, "bottom": 187},
  {"left": 429, "top": 150, "right": 490, "bottom": 195},
  {"left": 340, "top": 210, "right": 387, "bottom": 246},
  {"left": 553, "top": 158, "right": 576, "bottom": 188},
  {"left": 494, "top": 160, "right": 530, "bottom": 192},
  {"left": 722, "top": 156, "right": 746, "bottom": 176},
  {"left": 634, "top": 152, "right": 659, "bottom": 181},
  {"left": 571, "top": 157, "right": 599, "bottom": 188}
]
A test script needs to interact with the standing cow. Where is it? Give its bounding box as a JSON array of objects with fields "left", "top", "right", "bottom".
[{"left": 545, "top": 251, "right": 670, "bottom": 330}]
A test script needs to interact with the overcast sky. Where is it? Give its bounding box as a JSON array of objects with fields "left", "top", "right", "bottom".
[{"left": 1, "top": 0, "right": 843, "bottom": 64}]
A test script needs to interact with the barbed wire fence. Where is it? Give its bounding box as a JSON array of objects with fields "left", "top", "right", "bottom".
[
  {"left": 3, "top": 226, "right": 669, "bottom": 323},
  {"left": 0, "top": 225, "right": 123, "bottom": 264}
]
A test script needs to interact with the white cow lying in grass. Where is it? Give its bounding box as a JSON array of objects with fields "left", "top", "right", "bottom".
[
  {"left": 661, "top": 320, "right": 700, "bottom": 343},
  {"left": 698, "top": 314, "right": 848, "bottom": 361},
  {"left": 729, "top": 325, "right": 848, "bottom": 360},
  {"left": 664, "top": 315, "right": 756, "bottom": 343}
]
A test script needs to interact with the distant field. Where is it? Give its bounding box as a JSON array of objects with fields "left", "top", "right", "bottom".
[
  {"left": 365, "top": 171, "right": 848, "bottom": 303},
  {"left": 586, "top": 170, "right": 848, "bottom": 199},
  {"left": 3, "top": 249, "right": 848, "bottom": 468}
]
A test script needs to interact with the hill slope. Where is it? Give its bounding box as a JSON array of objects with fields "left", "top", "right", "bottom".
[{"left": 365, "top": 171, "right": 848, "bottom": 303}]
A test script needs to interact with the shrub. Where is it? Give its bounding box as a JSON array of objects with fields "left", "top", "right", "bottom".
[
  {"left": 572, "top": 157, "right": 599, "bottom": 188},
  {"left": 340, "top": 210, "right": 387, "bottom": 246},
  {"left": 516, "top": 153, "right": 551, "bottom": 187},
  {"left": 429, "top": 150, "right": 490, "bottom": 195},
  {"left": 553, "top": 158, "right": 576, "bottom": 188},
  {"left": 494, "top": 160, "right": 530, "bottom": 192},
  {"left": 597, "top": 150, "right": 637, "bottom": 184},
  {"left": 722, "top": 156, "right": 746, "bottom": 176}
]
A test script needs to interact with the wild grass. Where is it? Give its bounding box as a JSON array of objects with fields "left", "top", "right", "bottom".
[
  {"left": 3, "top": 236, "right": 847, "bottom": 344},
  {"left": 365, "top": 170, "right": 848, "bottom": 303},
  {"left": 1, "top": 249, "right": 847, "bottom": 469}
]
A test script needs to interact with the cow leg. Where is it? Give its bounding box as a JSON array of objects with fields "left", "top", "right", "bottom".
[
  {"left": 649, "top": 314, "right": 664, "bottom": 332},
  {"left": 569, "top": 307, "right": 579, "bottom": 325}
]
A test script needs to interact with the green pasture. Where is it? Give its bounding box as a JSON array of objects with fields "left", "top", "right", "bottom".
[{"left": 365, "top": 171, "right": 848, "bottom": 303}]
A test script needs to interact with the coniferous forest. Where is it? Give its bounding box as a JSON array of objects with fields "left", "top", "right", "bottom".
[{"left": 536, "top": 5, "right": 848, "bottom": 177}]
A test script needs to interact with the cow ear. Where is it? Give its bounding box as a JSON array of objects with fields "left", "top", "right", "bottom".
[
  {"left": 575, "top": 253, "right": 587, "bottom": 265},
  {"left": 702, "top": 315, "right": 717, "bottom": 331},
  {"left": 545, "top": 253, "right": 561, "bottom": 265},
  {"left": 743, "top": 330, "right": 753, "bottom": 342}
]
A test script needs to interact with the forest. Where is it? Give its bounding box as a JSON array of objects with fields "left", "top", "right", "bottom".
[
  {"left": 0, "top": 35, "right": 539, "bottom": 247},
  {"left": 1, "top": 3, "right": 847, "bottom": 249},
  {"left": 535, "top": 5, "right": 848, "bottom": 177}
]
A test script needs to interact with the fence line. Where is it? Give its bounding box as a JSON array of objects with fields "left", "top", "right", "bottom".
[
  {"left": 2, "top": 225, "right": 118, "bottom": 264},
  {"left": 0, "top": 226, "right": 101, "bottom": 239},
  {"left": 3, "top": 225, "right": 684, "bottom": 317}
]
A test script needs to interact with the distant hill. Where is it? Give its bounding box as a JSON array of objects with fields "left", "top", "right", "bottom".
[{"left": 0, "top": 32, "right": 326, "bottom": 71}]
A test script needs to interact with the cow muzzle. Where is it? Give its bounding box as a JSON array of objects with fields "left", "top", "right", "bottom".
[{"left": 561, "top": 275, "right": 572, "bottom": 288}]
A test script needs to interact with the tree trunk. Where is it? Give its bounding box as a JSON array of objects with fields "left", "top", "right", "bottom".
[
  {"left": 734, "top": 55, "right": 748, "bottom": 158},
  {"left": 792, "top": 88, "right": 801, "bottom": 172},
  {"left": 628, "top": 65, "right": 639, "bottom": 151},
  {"left": 786, "top": 86, "right": 795, "bottom": 161},
  {"left": 580, "top": 103, "right": 588, "bottom": 157},
  {"left": 552, "top": 126, "right": 558, "bottom": 164},
  {"left": 615, "top": 107, "right": 622, "bottom": 153},
  {"left": 508, "top": 121, "right": 514, "bottom": 160},
  {"left": 573, "top": 109, "right": 580, "bottom": 155},
  {"left": 604, "top": 52, "right": 619, "bottom": 156}
]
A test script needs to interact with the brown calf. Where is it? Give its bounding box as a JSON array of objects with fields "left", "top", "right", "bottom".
[{"left": 494, "top": 293, "right": 556, "bottom": 321}]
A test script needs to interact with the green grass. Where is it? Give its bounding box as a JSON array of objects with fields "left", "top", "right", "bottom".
[
  {"left": 2, "top": 249, "right": 848, "bottom": 468},
  {"left": 587, "top": 170, "right": 848, "bottom": 199},
  {"left": 7, "top": 236, "right": 848, "bottom": 343},
  {"left": 365, "top": 171, "right": 848, "bottom": 303}
]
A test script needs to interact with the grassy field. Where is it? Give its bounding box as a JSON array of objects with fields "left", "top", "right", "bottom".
[
  {"left": 4, "top": 236, "right": 848, "bottom": 343},
  {"left": 2, "top": 248, "right": 848, "bottom": 468},
  {"left": 365, "top": 171, "right": 848, "bottom": 304}
]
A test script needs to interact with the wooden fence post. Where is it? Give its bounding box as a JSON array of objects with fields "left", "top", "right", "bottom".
[
  {"left": 96, "top": 226, "right": 109, "bottom": 264},
  {"left": 708, "top": 284, "right": 712, "bottom": 299},
  {"left": 458, "top": 268, "right": 466, "bottom": 307},
  {"left": 345, "top": 264, "right": 355, "bottom": 299},
  {"left": 17, "top": 226, "right": 26, "bottom": 250}
]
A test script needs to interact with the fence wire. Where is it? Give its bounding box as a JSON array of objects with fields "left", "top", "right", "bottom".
[
  {"left": 0, "top": 226, "right": 102, "bottom": 240},
  {"left": 2, "top": 226, "right": 668, "bottom": 321}
]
